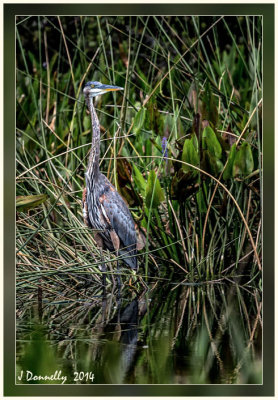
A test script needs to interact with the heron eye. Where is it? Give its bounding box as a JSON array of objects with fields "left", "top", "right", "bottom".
[{"left": 91, "top": 84, "right": 95, "bottom": 88}]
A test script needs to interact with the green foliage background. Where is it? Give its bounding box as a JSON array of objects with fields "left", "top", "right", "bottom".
[{"left": 16, "top": 15, "right": 262, "bottom": 281}]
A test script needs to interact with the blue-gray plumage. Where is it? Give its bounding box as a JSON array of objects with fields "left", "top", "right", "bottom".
[{"left": 82, "top": 81, "right": 137, "bottom": 273}]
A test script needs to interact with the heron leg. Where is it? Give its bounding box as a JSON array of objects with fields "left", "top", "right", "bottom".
[
  {"left": 101, "top": 290, "right": 107, "bottom": 325},
  {"left": 94, "top": 233, "right": 107, "bottom": 288},
  {"left": 110, "top": 230, "right": 121, "bottom": 292},
  {"left": 116, "top": 251, "right": 122, "bottom": 290},
  {"left": 100, "top": 248, "right": 107, "bottom": 289},
  {"left": 116, "top": 256, "right": 122, "bottom": 303},
  {"left": 116, "top": 291, "right": 122, "bottom": 322}
]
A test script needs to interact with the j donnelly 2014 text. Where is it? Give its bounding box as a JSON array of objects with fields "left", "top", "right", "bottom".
[{"left": 17, "top": 370, "right": 95, "bottom": 384}]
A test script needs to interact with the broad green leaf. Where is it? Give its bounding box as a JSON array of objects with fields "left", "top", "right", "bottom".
[
  {"left": 154, "top": 135, "right": 162, "bottom": 153},
  {"left": 16, "top": 194, "right": 48, "bottom": 211},
  {"left": 133, "top": 107, "right": 146, "bottom": 134},
  {"left": 202, "top": 150, "right": 222, "bottom": 175},
  {"left": 233, "top": 142, "right": 254, "bottom": 177},
  {"left": 201, "top": 81, "right": 219, "bottom": 127},
  {"left": 181, "top": 134, "right": 199, "bottom": 173},
  {"left": 196, "top": 189, "right": 207, "bottom": 213},
  {"left": 83, "top": 115, "right": 91, "bottom": 132},
  {"left": 216, "top": 159, "right": 224, "bottom": 172},
  {"left": 215, "top": 129, "right": 230, "bottom": 152},
  {"left": 192, "top": 132, "right": 199, "bottom": 151},
  {"left": 145, "top": 138, "right": 152, "bottom": 156},
  {"left": 223, "top": 143, "right": 237, "bottom": 180},
  {"left": 133, "top": 164, "right": 146, "bottom": 195},
  {"left": 150, "top": 136, "right": 163, "bottom": 158},
  {"left": 202, "top": 126, "right": 222, "bottom": 159},
  {"left": 136, "top": 67, "right": 149, "bottom": 92},
  {"left": 145, "top": 170, "right": 165, "bottom": 209}
]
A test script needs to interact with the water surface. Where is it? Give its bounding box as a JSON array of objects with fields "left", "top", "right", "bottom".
[{"left": 16, "top": 278, "right": 262, "bottom": 384}]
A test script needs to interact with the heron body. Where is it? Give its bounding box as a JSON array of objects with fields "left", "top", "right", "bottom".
[{"left": 82, "top": 81, "right": 137, "bottom": 272}]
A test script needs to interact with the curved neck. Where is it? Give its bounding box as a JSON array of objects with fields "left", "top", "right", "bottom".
[{"left": 86, "top": 96, "right": 100, "bottom": 178}]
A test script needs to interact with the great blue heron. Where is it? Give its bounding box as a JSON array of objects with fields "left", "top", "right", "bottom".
[{"left": 82, "top": 81, "right": 137, "bottom": 288}]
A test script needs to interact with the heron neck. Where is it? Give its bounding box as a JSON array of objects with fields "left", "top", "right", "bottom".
[{"left": 87, "top": 96, "right": 100, "bottom": 178}]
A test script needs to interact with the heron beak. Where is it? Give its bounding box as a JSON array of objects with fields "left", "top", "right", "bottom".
[{"left": 100, "top": 84, "right": 124, "bottom": 92}]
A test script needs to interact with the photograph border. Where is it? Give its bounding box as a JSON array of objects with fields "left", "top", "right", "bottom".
[{"left": 5, "top": 3, "right": 274, "bottom": 396}]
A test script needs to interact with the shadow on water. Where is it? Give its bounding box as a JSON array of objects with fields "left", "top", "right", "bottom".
[{"left": 16, "top": 276, "right": 262, "bottom": 384}]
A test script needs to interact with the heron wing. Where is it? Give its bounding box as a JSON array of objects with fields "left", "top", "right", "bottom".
[
  {"left": 101, "top": 189, "right": 136, "bottom": 249},
  {"left": 100, "top": 186, "right": 137, "bottom": 269}
]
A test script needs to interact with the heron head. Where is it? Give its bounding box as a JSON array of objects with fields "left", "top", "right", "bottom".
[{"left": 83, "top": 81, "right": 124, "bottom": 98}]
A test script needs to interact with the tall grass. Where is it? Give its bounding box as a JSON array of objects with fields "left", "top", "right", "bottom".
[{"left": 16, "top": 15, "right": 262, "bottom": 288}]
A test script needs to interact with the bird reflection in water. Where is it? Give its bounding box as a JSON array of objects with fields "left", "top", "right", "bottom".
[{"left": 94, "top": 288, "right": 148, "bottom": 382}]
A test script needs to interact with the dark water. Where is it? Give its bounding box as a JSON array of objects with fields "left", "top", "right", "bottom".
[{"left": 16, "top": 280, "right": 262, "bottom": 384}]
